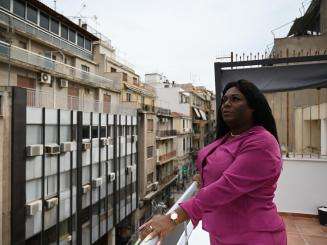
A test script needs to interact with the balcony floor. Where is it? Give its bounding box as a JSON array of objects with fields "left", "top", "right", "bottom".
[{"left": 189, "top": 214, "right": 327, "bottom": 244}]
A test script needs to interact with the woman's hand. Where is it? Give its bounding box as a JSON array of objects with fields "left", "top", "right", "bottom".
[
  {"left": 138, "top": 214, "right": 176, "bottom": 244},
  {"left": 193, "top": 173, "right": 202, "bottom": 188}
]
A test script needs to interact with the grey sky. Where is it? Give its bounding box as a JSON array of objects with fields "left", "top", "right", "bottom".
[{"left": 43, "top": 0, "right": 308, "bottom": 91}]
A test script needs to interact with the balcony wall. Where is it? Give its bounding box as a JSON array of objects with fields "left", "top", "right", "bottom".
[{"left": 275, "top": 157, "right": 327, "bottom": 215}]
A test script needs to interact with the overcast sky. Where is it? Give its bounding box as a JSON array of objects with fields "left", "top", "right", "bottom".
[{"left": 42, "top": 0, "right": 309, "bottom": 91}]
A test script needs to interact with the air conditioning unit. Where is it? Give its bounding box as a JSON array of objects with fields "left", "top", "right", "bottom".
[
  {"left": 65, "top": 235, "right": 72, "bottom": 242},
  {"left": 44, "top": 197, "right": 59, "bottom": 210},
  {"left": 26, "top": 200, "right": 42, "bottom": 216},
  {"left": 60, "top": 142, "right": 76, "bottom": 152},
  {"left": 108, "top": 172, "right": 116, "bottom": 182},
  {"left": 92, "top": 177, "right": 103, "bottom": 188},
  {"left": 152, "top": 181, "right": 159, "bottom": 191},
  {"left": 82, "top": 184, "right": 91, "bottom": 194},
  {"left": 26, "top": 144, "right": 44, "bottom": 156},
  {"left": 100, "top": 138, "right": 108, "bottom": 147},
  {"left": 82, "top": 142, "right": 91, "bottom": 151},
  {"left": 59, "top": 78, "right": 68, "bottom": 88},
  {"left": 125, "top": 165, "right": 136, "bottom": 175},
  {"left": 39, "top": 73, "right": 51, "bottom": 84},
  {"left": 44, "top": 144, "right": 60, "bottom": 155}
]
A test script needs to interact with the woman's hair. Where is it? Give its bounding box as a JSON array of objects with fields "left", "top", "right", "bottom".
[{"left": 217, "top": 79, "right": 279, "bottom": 142}]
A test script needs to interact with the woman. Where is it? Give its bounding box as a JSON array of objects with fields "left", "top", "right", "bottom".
[{"left": 139, "top": 80, "right": 286, "bottom": 245}]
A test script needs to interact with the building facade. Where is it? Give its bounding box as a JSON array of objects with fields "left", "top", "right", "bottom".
[{"left": 0, "top": 1, "right": 139, "bottom": 244}]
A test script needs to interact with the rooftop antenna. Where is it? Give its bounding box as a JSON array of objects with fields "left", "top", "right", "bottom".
[{"left": 53, "top": 0, "right": 56, "bottom": 11}]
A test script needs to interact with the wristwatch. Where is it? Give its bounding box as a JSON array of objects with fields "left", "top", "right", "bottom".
[{"left": 169, "top": 211, "right": 178, "bottom": 225}]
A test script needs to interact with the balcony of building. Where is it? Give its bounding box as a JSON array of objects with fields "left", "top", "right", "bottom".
[
  {"left": 138, "top": 156, "right": 327, "bottom": 245},
  {"left": 0, "top": 8, "right": 94, "bottom": 61},
  {"left": 156, "top": 130, "right": 177, "bottom": 140},
  {"left": 0, "top": 41, "right": 121, "bottom": 91},
  {"left": 156, "top": 150, "right": 177, "bottom": 165},
  {"left": 25, "top": 88, "right": 137, "bottom": 115}
]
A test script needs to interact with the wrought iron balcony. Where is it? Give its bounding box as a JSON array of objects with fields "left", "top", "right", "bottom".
[
  {"left": 157, "top": 150, "right": 177, "bottom": 165},
  {"left": 156, "top": 130, "right": 177, "bottom": 138}
]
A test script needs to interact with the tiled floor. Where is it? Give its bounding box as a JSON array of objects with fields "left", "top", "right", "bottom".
[{"left": 280, "top": 213, "right": 327, "bottom": 245}]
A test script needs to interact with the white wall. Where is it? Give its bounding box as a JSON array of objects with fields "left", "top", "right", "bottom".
[{"left": 275, "top": 158, "right": 327, "bottom": 215}]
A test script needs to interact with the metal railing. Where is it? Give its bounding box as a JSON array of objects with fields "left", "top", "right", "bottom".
[
  {"left": 158, "top": 151, "right": 177, "bottom": 163},
  {"left": 156, "top": 130, "right": 177, "bottom": 138},
  {"left": 0, "top": 9, "right": 93, "bottom": 60},
  {"left": 0, "top": 41, "right": 121, "bottom": 91},
  {"left": 26, "top": 89, "right": 137, "bottom": 115},
  {"left": 137, "top": 182, "right": 198, "bottom": 245}
]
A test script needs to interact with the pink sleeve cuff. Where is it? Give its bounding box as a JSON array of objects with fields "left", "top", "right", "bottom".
[{"left": 179, "top": 197, "right": 202, "bottom": 228}]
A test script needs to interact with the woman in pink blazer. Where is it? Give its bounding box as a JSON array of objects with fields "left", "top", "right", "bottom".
[{"left": 139, "top": 80, "right": 286, "bottom": 245}]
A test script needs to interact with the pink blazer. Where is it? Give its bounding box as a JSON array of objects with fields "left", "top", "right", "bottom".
[{"left": 179, "top": 126, "right": 285, "bottom": 243}]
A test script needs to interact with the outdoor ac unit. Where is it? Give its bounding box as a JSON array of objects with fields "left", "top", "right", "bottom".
[
  {"left": 39, "top": 73, "right": 51, "bottom": 84},
  {"left": 82, "top": 184, "right": 91, "bottom": 194},
  {"left": 108, "top": 172, "right": 116, "bottom": 182},
  {"left": 152, "top": 182, "right": 159, "bottom": 191},
  {"left": 82, "top": 142, "right": 91, "bottom": 151},
  {"left": 26, "top": 144, "right": 44, "bottom": 156},
  {"left": 60, "top": 142, "right": 76, "bottom": 152},
  {"left": 100, "top": 138, "right": 108, "bottom": 147},
  {"left": 92, "top": 177, "right": 103, "bottom": 188},
  {"left": 65, "top": 235, "right": 72, "bottom": 242},
  {"left": 125, "top": 165, "right": 136, "bottom": 175},
  {"left": 26, "top": 200, "right": 42, "bottom": 216},
  {"left": 44, "top": 197, "right": 59, "bottom": 210},
  {"left": 44, "top": 144, "right": 60, "bottom": 155},
  {"left": 59, "top": 78, "right": 68, "bottom": 88}
]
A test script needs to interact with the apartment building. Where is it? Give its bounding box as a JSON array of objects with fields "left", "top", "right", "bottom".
[
  {"left": 266, "top": 0, "right": 327, "bottom": 157},
  {"left": 0, "top": 1, "right": 138, "bottom": 244}
]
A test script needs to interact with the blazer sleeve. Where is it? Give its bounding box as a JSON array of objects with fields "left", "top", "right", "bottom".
[{"left": 179, "top": 136, "right": 281, "bottom": 224}]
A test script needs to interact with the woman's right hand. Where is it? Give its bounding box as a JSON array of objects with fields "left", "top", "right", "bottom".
[{"left": 193, "top": 174, "right": 202, "bottom": 188}]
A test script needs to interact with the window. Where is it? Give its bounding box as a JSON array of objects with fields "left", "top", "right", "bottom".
[
  {"left": 111, "top": 67, "right": 117, "bottom": 72},
  {"left": 68, "top": 29, "right": 76, "bottom": 43},
  {"left": 26, "top": 4, "right": 37, "bottom": 23},
  {"left": 50, "top": 18, "right": 59, "bottom": 34},
  {"left": 126, "top": 93, "right": 131, "bottom": 102},
  {"left": 18, "top": 40, "right": 27, "bottom": 49},
  {"left": 81, "top": 65, "right": 90, "bottom": 72},
  {"left": 82, "top": 126, "right": 90, "bottom": 139},
  {"left": 183, "top": 138, "right": 186, "bottom": 151},
  {"left": 0, "top": 94, "right": 3, "bottom": 116},
  {"left": 61, "top": 25, "right": 68, "bottom": 40},
  {"left": 77, "top": 34, "right": 84, "bottom": 48},
  {"left": 133, "top": 77, "right": 138, "bottom": 84},
  {"left": 147, "top": 146, "right": 154, "bottom": 159},
  {"left": 40, "top": 12, "right": 50, "bottom": 30},
  {"left": 126, "top": 126, "right": 131, "bottom": 136},
  {"left": 100, "top": 126, "right": 106, "bottom": 138},
  {"left": 92, "top": 126, "right": 98, "bottom": 138},
  {"left": 85, "top": 38, "right": 91, "bottom": 51},
  {"left": 122, "top": 72, "right": 127, "bottom": 82},
  {"left": 147, "top": 173, "right": 153, "bottom": 185},
  {"left": 107, "top": 125, "right": 112, "bottom": 137},
  {"left": 147, "top": 119, "right": 153, "bottom": 132},
  {"left": 13, "top": 0, "right": 25, "bottom": 18},
  {"left": 0, "top": 0, "right": 10, "bottom": 10}
]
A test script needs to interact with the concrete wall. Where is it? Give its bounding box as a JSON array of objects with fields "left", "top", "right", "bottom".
[{"left": 275, "top": 158, "right": 327, "bottom": 215}]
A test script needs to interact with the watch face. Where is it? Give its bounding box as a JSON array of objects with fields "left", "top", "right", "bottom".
[{"left": 171, "top": 212, "right": 178, "bottom": 220}]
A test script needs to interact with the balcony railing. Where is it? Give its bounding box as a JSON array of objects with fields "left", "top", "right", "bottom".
[
  {"left": 0, "top": 9, "right": 93, "bottom": 60},
  {"left": 158, "top": 150, "right": 177, "bottom": 164},
  {"left": 0, "top": 41, "right": 121, "bottom": 91},
  {"left": 156, "top": 107, "right": 171, "bottom": 116},
  {"left": 26, "top": 89, "right": 137, "bottom": 115},
  {"left": 138, "top": 182, "right": 198, "bottom": 245},
  {"left": 156, "top": 130, "right": 177, "bottom": 138},
  {"left": 140, "top": 103, "right": 155, "bottom": 112}
]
